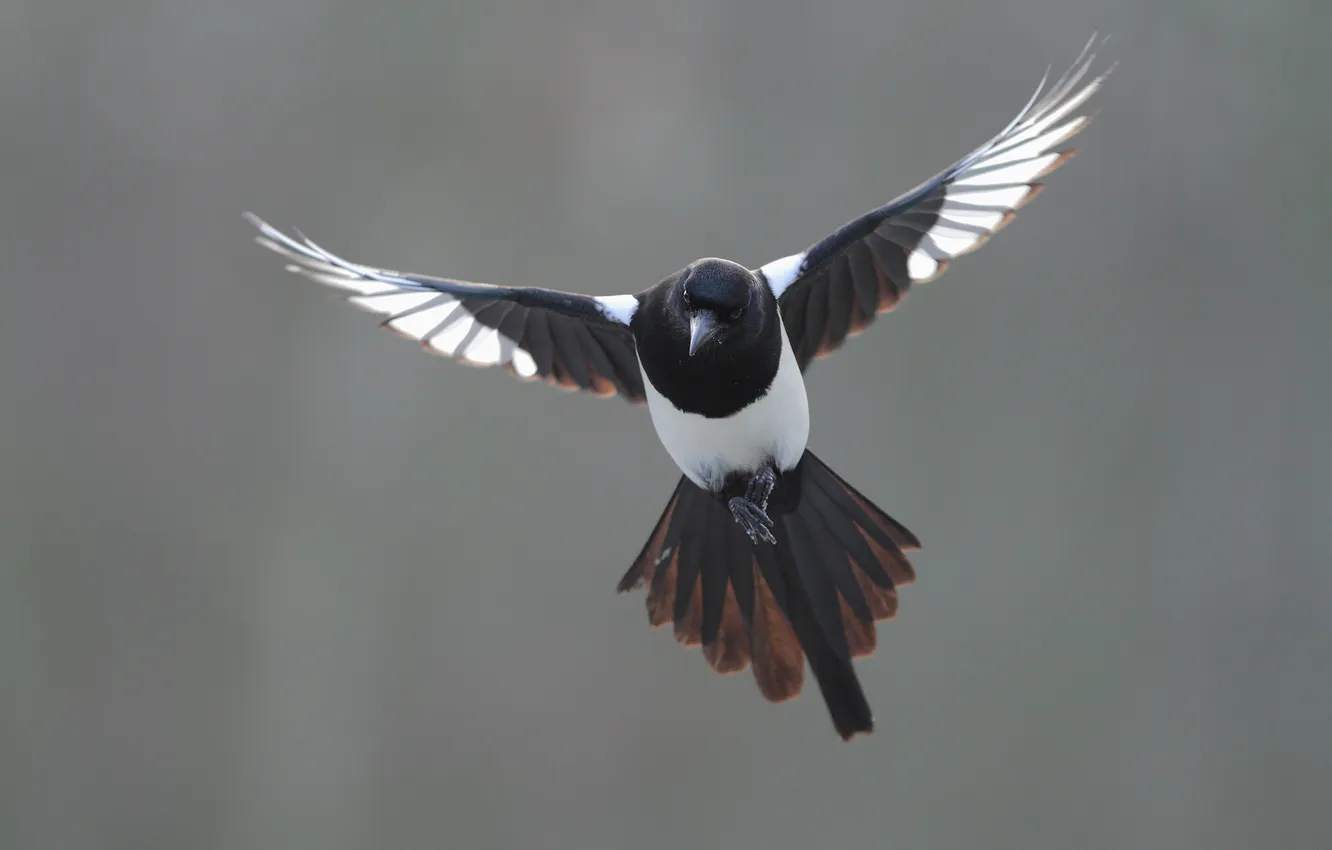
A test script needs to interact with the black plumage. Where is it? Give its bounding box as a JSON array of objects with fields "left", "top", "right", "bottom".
[
  {"left": 246, "top": 38, "right": 1111, "bottom": 740},
  {"left": 617, "top": 451, "right": 919, "bottom": 740}
]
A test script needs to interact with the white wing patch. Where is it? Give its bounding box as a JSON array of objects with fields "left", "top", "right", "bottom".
[
  {"left": 906, "top": 38, "right": 1114, "bottom": 284},
  {"left": 595, "top": 294, "right": 639, "bottom": 325},
  {"left": 906, "top": 252, "right": 938, "bottom": 281},
  {"left": 248, "top": 214, "right": 542, "bottom": 377},
  {"left": 759, "top": 252, "right": 807, "bottom": 299}
]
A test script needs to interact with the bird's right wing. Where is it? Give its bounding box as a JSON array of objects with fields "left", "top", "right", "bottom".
[
  {"left": 758, "top": 36, "right": 1114, "bottom": 369},
  {"left": 248, "top": 215, "right": 646, "bottom": 402}
]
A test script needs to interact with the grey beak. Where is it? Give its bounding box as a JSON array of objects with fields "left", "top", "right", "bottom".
[{"left": 688, "top": 311, "right": 721, "bottom": 356}]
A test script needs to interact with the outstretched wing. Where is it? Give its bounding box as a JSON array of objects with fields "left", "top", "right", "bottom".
[
  {"left": 759, "top": 36, "right": 1115, "bottom": 369},
  {"left": 247, "top": 214, "right": 646, "bottom": 402}
]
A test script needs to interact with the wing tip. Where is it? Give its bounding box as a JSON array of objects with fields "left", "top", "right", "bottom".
[{"left": 241, "top": 210, "right": 268, "bottom": 232}]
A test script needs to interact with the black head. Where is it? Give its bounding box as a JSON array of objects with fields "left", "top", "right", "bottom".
[
  {"left": 679, "top": 258, "right": 763, "bottom": 356},
  {"left": 633, "top": 257, "right": 782, "bottom": 417}
]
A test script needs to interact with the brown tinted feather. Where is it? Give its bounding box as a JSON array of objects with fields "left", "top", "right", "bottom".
[
  {"left": 845, "top": 241, "right": 883, "bottom": 319},
  {"left": 585, "top": 370, "right": 618, "bottom": 397},
  {"left": 819, "top": 253, "right": 855, "bottom": 355},
  {"left": 573, "top": 325, "right": 621, "bottom": 397},
  {"left": 549, "top": 318, "right": 594, "bottom": 390},
  {"left": 749, "top": 563, "right": 805, "bottom": 702},
  {"left": 647, "top": 550, "right": 677, "bottom": 628},
  {"left": 674, "top": 576, "right": 704, "bottom": 647},
  {"left": 852, "top": 561, "right": 899, "bottom": 622},
  {"left": 847, "top": 303, "right": 874, "bottom": 335},
  {"left": 590, "top": 324, "right": 644, "bottom": 391},
  {"left": 857, "top": 526, "right": 917, "bottom": 588},
  {"left": 870, "top": 583, "right": 900, "bottom": 621},
  {"left": 1037, "top": 148, "right": 1078, "bottom": 179},
  {"left": 864, "top": 233, "right": 908, "bottom": 311},
  {"left": 619, "top": 490, "right": 681, "bottom": 592},
  {"left": 839, "top": 589, "right": 877, "bottom": 658},
  {"left": 839, "top": 484, "right": 921, "bottom": 552},
  {"left": 1016, "top": 182, "right": 1047, "bottom": 208},
  {"left": 703, "top": 587, "right": 751, "bottom": 674},
  {"left": 873, "top": 269, "right": 901, "bottom": 312},
  {"left": 549, "top": 354, "right": 578, "bottom": 391}
]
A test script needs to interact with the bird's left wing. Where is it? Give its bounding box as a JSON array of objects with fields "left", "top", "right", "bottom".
[
  {"left": 758, "top": 36, "right": 1114, "bottom": 369},
  {"left": 247, "top": 215, "right": 646, "bottom": 402}
]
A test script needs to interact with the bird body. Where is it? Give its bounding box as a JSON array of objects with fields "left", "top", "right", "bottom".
[
  {"left": 631, "top": 260, "right": 809, "bottom": 492},
  {"left": 640, "top": 334, "right": 809, "bottom": 493},
  {"left": 246, "top": 39, "right": 1113, "bottom": 740}
]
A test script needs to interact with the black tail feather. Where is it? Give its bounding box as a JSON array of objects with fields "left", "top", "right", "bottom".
[{"left": 617, "top": 450, "right": 919, "bottom": 741}]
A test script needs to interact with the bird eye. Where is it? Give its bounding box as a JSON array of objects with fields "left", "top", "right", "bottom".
[{"left": 730, "top": 307, "right": 745, "bottom": 320}]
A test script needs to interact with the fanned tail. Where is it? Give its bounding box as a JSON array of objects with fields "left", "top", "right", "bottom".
[{"left": 617, "top": 450, "right": 919, "bottom": 740}]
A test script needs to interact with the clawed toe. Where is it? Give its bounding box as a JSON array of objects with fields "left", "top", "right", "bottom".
[{"left": 728, "top": 497, "right": 777, "bottom": 545}]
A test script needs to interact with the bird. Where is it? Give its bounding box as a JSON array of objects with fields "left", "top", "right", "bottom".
[{"left": 246, "top": 38, "right": 1112, "bottom": 741}]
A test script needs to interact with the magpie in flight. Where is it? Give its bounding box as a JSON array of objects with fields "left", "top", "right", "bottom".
[{"left": 247, "top": 39, "right": 1111, "bottom": 741}]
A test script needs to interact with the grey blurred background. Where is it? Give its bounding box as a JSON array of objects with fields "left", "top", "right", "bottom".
[{"left": 3, "top": 0, "right": 1329, "bottom": 847}]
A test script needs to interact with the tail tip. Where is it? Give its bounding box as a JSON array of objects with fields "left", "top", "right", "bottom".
[{"left": 835, "top": 713, "right": 875, "bottom": 742}]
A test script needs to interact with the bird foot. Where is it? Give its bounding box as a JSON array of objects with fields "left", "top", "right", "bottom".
[{"left": 728, "top": 496, "right": 776, "bottom": 545}]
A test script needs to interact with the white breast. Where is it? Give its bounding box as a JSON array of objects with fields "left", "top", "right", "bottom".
[{"left": 640, "top": 320, "right": 810, "bottom": 491}]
